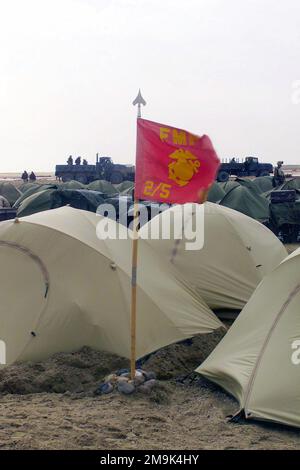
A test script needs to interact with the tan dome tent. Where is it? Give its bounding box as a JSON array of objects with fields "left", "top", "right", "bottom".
[
  {"left": 0, "top": 206, "right": 222, "bottom": 365},
  {"left": 139, "top": 203, "right": 287, "bottom": 310},
  {"left": 197, "top": 248, "right": 300, "bottom": 428}
]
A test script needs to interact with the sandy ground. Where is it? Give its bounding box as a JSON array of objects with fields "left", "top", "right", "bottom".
[{"left": 0, "top": 330, "right": 300, "bottom": 450}]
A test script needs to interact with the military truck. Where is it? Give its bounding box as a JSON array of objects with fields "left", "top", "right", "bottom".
[
  {"left": 55, "top": 155, "right": 135, "bottom": 185},
  {"left": 217, "top": 157, "right": 273, "bottom": 182}
]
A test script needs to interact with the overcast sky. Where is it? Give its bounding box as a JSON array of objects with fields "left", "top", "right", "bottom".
[{"left": 0, "top": 0, "right": 300, "bottom": 172}]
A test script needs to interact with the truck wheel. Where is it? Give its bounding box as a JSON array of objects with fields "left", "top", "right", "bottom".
[
  {"left": 217, "top": 171, "right": 229, "bottom": 182},
  {"left": 259, "top": 171, "right": 270, "bottom": 177},
  {"left": 110, "top": 172, "right": 123, "bottom": 184},
  {"left": 62, "top": 175, "right": 73, "bottom": 182}
]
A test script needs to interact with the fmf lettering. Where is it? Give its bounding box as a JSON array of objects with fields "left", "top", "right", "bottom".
[{"left": 159, "top": 127, "right": 199, "bottom": 146}]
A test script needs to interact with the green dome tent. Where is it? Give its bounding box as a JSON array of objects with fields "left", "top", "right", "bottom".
[
  {"left": 0, "top": 182, "right": 21, "bottom": 205},
  {"left": 17, "top": 189, "right": 58, "bottom": 217},
  {"left": 218, "top": 180, "right": 240, "bottom": 193},
  {"left": 120, "top": 186, "right": 134, "bottom": 197},
  {"left": 251, "top": 176, "right": 274, "bottom": 194},
  {"left": 280, "top": 178, "right": 300, "bottom": 191},
  {"left": 13, "top": 184, "right": 58, "bottom": 209},
  {"left": 207, "top": 182, "right": 226, "bottom": 203},
  {"left": 87, "top": 180, "right": 117, "bottom": 195},
  {"left": 113, "top": 181, "right": 134, "bottom": 193},
  {"left": 234, "top": 178, "right": 257, "bottom": 192},
  {"left": 219, "top": 186, "right": 270, "bottom": 222},
  {"left": 18, "top": 182, "right": 40, "bottom": 193},
  {"left": 0, "top": 195, "right": 10, "bottom": 208},
  {"left": 60, "top": 180, "right": 85, "bottom": 190},
  {"left": 17, "top": 188, "right": 105, "bottom": 218}
]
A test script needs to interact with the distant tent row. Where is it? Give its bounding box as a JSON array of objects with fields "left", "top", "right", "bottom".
[
  {"left": 10, "top": 180, "right": 134, "bottom": 217},
  {"left": 3, "top": 177, "right": 300, "bottom": 243},
  {"left": 17, "top": 179, "right": 133, "bottom": 196},
  {"left": 0, "top": 178, "right": 271, "bottom": 222}
]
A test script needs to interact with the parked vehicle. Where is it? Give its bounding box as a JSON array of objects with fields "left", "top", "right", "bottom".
[
  {"left": 55, "top": 155, "right": 135, "bottom": 185},
  {"left": 217, "top": 157, "right": 273, "bottom": 182}
]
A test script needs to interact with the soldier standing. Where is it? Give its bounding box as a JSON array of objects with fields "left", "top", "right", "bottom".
[
  {"left": 273, "top": 161, "right": 285, "bottom": 187},
  {"left": 21, "top": 170, "right": 28, "bottom": 182},
  {"left": 29, "top": 171, "right": 36, "bottom": 181},
  {"left": 75, "top": 156, "right": 81, "bottom": 165},
  {"left": 67, "top": 155, "right": 73, "bottom": 165}
]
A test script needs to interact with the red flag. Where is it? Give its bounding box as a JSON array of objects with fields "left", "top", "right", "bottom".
[{"left": 135, "top": 119, "right": 220, "bottom": 204}]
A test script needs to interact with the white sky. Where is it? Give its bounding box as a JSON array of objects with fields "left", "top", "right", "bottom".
[{"left": 0, "top": 0, "right": 300, "bottom": 172}]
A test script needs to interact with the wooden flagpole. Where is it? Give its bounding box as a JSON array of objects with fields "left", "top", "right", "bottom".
[
  {"left": 130, "top": 90, "right": 146, "bottom": 380},
  {"left": 198, "top": 187, "right": 209, "bottom": 204},
  {"left": 130, "top": 198, "right": 139, "bottom": 380}
]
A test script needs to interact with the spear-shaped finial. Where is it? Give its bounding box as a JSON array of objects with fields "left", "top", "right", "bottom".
[{"left": 132, "top": 89, "right": 146, "bottom": 118}]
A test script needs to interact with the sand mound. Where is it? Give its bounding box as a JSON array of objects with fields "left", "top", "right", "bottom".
[
  {"left": 0, "top": 347, "right": 129, "bottom": 395},
  {"left": 140, "top": 329, "right": 225, "bottom": 379},
  {"left": 0, "top": 329, "right": 225, "bottom": 395}
]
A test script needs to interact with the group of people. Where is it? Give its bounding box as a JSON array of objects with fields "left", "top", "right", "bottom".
[
  {"left": 67, "top": 156, "right": 88, "bottom": 166},
  {"left": 21, "top": 171, "right": 36, "bottom": 183}
]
